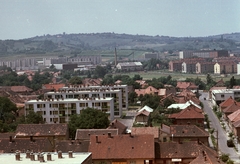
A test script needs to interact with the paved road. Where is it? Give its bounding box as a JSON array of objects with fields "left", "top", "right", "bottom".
[
  {"left": 200, "top": 91, "right": 240, "bottom": 163},
  {"left": 118, "top": 110, "right": 137, "bottom": 130}
]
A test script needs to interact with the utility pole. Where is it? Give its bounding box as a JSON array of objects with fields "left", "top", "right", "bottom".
[{"left": 216, "top": 130, "right": 219, "bottom": 153}]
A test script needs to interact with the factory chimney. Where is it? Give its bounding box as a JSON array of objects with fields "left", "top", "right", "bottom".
[{"left": 115, "top": 47, "right": 117, "bottom": 66}]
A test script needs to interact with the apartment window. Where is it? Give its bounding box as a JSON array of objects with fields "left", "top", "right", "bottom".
[
  {"left": 50, "top": 118, "right": 53, "bottom": 122},
  {"left": 95, "top": 102, "right": 100, "bottom": 107},
  {"left": 50, "top": 104, "right": 58, "bottom": 108},
  {"left": 130, "top": 161, "right": 136, "bottom": 164},
  {"left": 221, "top": 94, "right": 224, "bottom": 98},
  {"left": 43, "top": 111, "right": 46, "bottom": 115},
  {"left": 80, "top": 103, "right": 85, "bottom": 107},
  {"left": 50, "top": 111, "right": 52, "bottom": 115},
  {"left": 37, "top": 104, "right": 45, "bottom": 108}
]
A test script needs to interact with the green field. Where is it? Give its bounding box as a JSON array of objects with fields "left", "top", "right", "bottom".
[{"left": 117, "top": 70, "right": 240, "bottom": 82}]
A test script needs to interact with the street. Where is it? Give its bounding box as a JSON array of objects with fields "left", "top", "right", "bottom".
[{"left": 200, "top": 91, "right": 240, "bottom": 163}]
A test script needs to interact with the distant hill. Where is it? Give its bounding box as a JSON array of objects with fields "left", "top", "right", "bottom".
[{"left": 0, "top": 32, "right": 240, "bottom": 57}]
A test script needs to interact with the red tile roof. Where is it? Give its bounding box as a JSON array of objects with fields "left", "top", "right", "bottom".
[
  {"left": 42, "top": 83, "right": 65, "bottom": 91},
  {"left": 55, "top": 140, "right": 89, "bottom": 152},
  {"left": 75, "top": 129, "right": 118, "bottom": 140},
  {"left": 223, "top": 102, "right": 240, "bottom": 114},
  {"left": 176, "top": 82, "right": 198, "bottom": 90},
  {"left": 88, "top": 134, "right": 154, "bottom": 159},
  {"left": 227, "top": 110, "right": 240, "bottom": 123},
  {"left": 219, "top": 96, "right": 235, "bottom": 108},
  {"left": 15, "top": 124, "right": 68, "bottom": 137},
  {"left": 10, "top": 86, "right": 33, "bottom": 92},
  {"left": 135, "top": 86, "right": 159, "bottom": 96},
  {"left": 107, "top": 119, "right": 127, "bottom": 134},
  {"left": 168, "top": 106, "right": 204, "bottom": 119},
  {"left": 170, "top": 125, "right": 209, "bottom": 137},
  {"left": 0, "top": 138, "right": 52, "bottom": 153},
  {"left": 131, "top": 127, "right": 159, "bottom": 138}
]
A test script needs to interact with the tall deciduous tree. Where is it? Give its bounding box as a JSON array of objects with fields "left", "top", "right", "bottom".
[{"left": 68, "top": 108, "right": 110, "bottom": 138}]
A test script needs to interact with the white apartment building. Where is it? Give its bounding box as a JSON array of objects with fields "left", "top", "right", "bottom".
[
  {"left": 60, "top": 84, "right": 128, "bottom": 110},
  {"left": 44, "top": 89, "right": 122, "bottom": 117},
  {"left": 211, "top": 89, "right": 240, "bottom": 105},
  {"left": 25, "top": 97, "right": 114, "bottom": 124}
]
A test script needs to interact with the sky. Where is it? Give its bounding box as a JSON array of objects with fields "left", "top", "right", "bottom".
[{"left": 0, "top": 0, "right": 239, "bottom": 40}]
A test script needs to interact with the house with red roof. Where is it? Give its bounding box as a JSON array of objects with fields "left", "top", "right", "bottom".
[
  {"left": 170, "top": 125, "right": 209, "bottom": 146},
  {"left": 227, "top": 110, "right": 240, "bottom": 139},
  {"left": 222, "top": 101, "right": 240, "bottom": 119},
  {"left": 155, "top": 141, "right": 224, "bottom": 164},
  {"left": 135, "top": 86, "right": 159, "bottom": 96},
  {"left": 88, "top": 134, "right": 155, "bottom": 164},
  {"left": 176, "top": 82, "right": 198, "bottom": 92},
  {"left": 42, "top": 83, "right": 65, "bottom": 91},
  {"left": 168, "top": 106, "right": 205, "bottom": 127},
  {"left": 219, "top": 96, "right": 236, "bottom": 112}
]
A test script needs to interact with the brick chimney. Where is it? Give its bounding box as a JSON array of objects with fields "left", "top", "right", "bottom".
[
  {"left": 26, "top": 150, "right": 30, "bottom": 158},
  {"left": 30, "top": 152, "right": 35, "bottom": 161},
  {"left": 15, "top": 151, "right": 20, "bottom": 161},
  {"left": 96, "top": 135, "right": 100, "bottom": 143},
  {"left": 68, "top": 151, "right": 73, "bottom": 158},
  {"left": 47, "top": 153, "right": 52, "bottom": 161},
  {"left": 9, "top": 136, "right": 13, "bottom": 143},
  {"left": 58, "top": 151, "right": 63, "bottom": 159},
  {"left": 108, "top": 132, "right": 112, "bottom": 138}
]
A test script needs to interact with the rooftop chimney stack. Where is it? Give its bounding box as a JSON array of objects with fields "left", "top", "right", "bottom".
[
  {"left": 15, "top": 151, "right": 20, "bottom": 161},
  {"left": 58, "top": 151, "right": 63, "bottom": 159},
  {"left": 9, "top": 136, "right": 13, "bottom": 142},
  {"left": 47, "top": 153, "right": 52, "bottom": 161},
  {"left": 30, "top": 152, "right": 35, "bottom": 161},
  {"left": 68, "top": 151, "right": 73, "bottom": 158},
  {"left": 108, "top": 132, "right": 112, "bottom": 138},
  {"left": 26, "top": 150, "right": 30, "bottom": 158}
]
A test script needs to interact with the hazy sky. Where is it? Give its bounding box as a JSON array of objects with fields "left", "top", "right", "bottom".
[{"left": 1, "top": 0, "right": 239, "bottom": 40}]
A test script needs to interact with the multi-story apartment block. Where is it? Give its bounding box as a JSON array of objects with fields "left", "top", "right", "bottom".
[
  {"left": 179, "top": 51, "right": 193, "bottom": 59},
  {"left": 179, "top": 50, "right": 228, "bottom": 59},
  {"left": 60, "top": 84, "right": 128, "bottom": 110},
  {"left": 67, "top": 55, "right": 102, "bottom": 65},
  {"left": 182, "top": 61, "right": 198, "bottom": 73},
  {"left": 192, "top": 50, "right": 228, "bottom": 58},
  {"left": 44, "top": 89, "right": 122, "bottom": 117},
  {"left": 25, "top": 97, "right": 114, "bottom": 124},
  {"left": 168, "top": 60, "right": 183, "bottom": 72},
  {"left": 0, "top": 58, "right": 38, "bottom": 71},
  {"left": 169, "top": 58, "right": 205, "bottom": 73},
  {"left": 211, "top": 89, "right": 240, "bottom": 105},
  {"left": 196, "top": 62, "right": 214, "bottom": 74},
  {"left": 214, "top": 61, "right": 237, "bottom": 74}
]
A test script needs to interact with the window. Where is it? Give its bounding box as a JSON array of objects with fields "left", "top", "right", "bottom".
[
  {"left": 80, "top": 103, "right": 85, "bottom": 107},
  {"left": 221, "top": 94, "right": 224, "bottom": 98}
]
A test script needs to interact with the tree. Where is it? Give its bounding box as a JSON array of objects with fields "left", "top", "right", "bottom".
[
  {"left": 129, "top": 92, "right": 138, "bottom": 104},
  {"left": 0, "top": 97, "right": 18, "bottom": 132},
  {"left": 68, "top": 108, "right": 110, "bottom": 138},
  {"left": 229, "top": 76, "right": 236, "bottom": 88},
  {"left": 23, "top": 111, "right": 44, "bottom": 124},
  {"left": 69, "top": 76, "right": 82, "bottom": 85},
  {"left": 94, "top": 66, "right": 107, "bottom": 78}
]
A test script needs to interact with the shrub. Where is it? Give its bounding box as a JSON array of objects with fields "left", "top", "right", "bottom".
[
  {"left": 227, "top": 139, "right": 235, "bottom": 147},
  {"left": 220, "top": 154, "right": 229, "bottom": 163}
]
